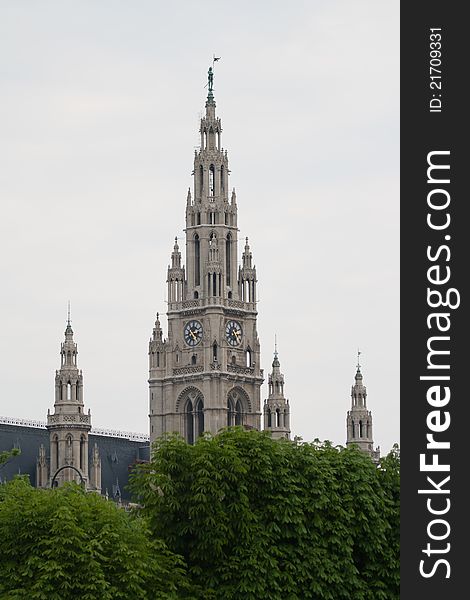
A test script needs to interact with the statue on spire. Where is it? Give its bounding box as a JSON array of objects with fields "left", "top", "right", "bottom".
[{"left": 208, "top": 67, "right": 214, "bottom": 93}]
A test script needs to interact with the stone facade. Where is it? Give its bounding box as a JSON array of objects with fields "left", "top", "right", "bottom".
[
  {"left": 40, "top": 319, "right": 102, "bottom": 490},
  {"left": 149, "top": 74, "right": 264, "bottom": 443},
  {"left": 263, "top": 347, "right": 290, "bottom": 439},
  {"left": 346, "top": 361, "right": 380, "bottom": 462}
]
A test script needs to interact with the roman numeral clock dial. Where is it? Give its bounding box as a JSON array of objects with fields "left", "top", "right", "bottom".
[
  {"left": 225, "top": 320, "right": 243, "bottom": 346},
  {"left": 184, "top": 320, "right": 203, "bottom": 346}
]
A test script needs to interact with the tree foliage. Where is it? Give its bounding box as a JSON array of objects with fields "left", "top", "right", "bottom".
[
  {"left": 0, "top": 447, "right": 20, "bottom": 468},
  {"left": 130, "top": 428, "right": 400, "bottom": 600},
  {"left": 0, "top": 478, "right": 187, "bottom": 599}
]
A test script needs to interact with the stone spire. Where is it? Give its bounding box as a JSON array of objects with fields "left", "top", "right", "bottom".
[
  {"left": 263, "top": 340, "right": 290, "bottom": 439},
  {"left": 239, "top": 237, "right": 257, "bottom": 304},
  {"left": 346, "top": 354, "right": 380, "bottom": 462},
  {"left": 167, "top": 237, "right": 185, "bottom": 305},
  {"left": 148, "top": 67, "right": 264, "bottom": 444},
  {"left": 45, "top": 316, "right": 101, "bottom": 490}
]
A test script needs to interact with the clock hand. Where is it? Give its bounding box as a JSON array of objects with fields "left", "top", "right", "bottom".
[{"left": 190, "top": 330, "right": 196, "bottom": 340}]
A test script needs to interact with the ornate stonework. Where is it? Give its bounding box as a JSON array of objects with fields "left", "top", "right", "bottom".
[
  {"left": 41, "top": 320, "right": 102, "bottom": 490},
  {"left": 149, "top": 72, "right": 265, "bottom": 443},
  {"left": 346, "top": 362, "right": 380, "bottom": 463}
]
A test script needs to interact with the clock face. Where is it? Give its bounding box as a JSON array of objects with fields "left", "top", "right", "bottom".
[
  {"left": 225, "top": 320, "right": 243, "bottom": 346},
  {"left": 184, "top": 320, "right": 203, "bottom": 346}
]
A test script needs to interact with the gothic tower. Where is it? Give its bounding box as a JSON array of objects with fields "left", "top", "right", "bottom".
[
  {"left": 263, "top": 344, "right": 290, "bottom": 439},
  {"left": 346, "top": 355, "right": 380, "bottom": 462},
  {"left": 44, "top": 316, "right": 101, "bottom": 490},
  {"left": 149, "top": 68, "right": 263, "bottom": 444}
]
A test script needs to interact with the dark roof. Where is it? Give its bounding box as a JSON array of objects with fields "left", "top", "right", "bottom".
[{"left": 0, "top": 423, "right": 150, "bottom": 502}]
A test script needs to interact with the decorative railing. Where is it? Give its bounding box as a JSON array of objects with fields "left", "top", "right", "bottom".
[
  {"left": 181, "top": 299, "right": 201, "bottom": 309},
  {"left": 47, "top": 414, "right": 91, "bottom": 426},
  {"left": 227, "top": 364, "right": 255, "bottom": 375},
  {"left": 0, "top": 416, "right": 149, "bottom": 442},
  {"left": 0, "top": 416, "right": 47, "bottom": 429},
  {"left": 169, "top": 298, "right": 257, "bottom": 312},
  {"left": 173, "top": 365, "right": 204, "bottom": 376}
]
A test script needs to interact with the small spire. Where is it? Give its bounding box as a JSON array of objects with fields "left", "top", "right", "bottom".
[
  {"left": 65, "top": 302, "right": 74, "bottom": 337},
  {"left": 274, "top": 334, "right": 278, "bottom": 359},
  {"left": 356, "top": 349, "right": 362, "bottom": 373}
]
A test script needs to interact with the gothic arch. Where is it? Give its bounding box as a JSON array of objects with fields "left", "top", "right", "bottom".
[
  {"left": 175, "top": 386, "right": 204, "bottom": 413},
  {"left": 227, "top": 387, "right": 252, "bottom": 413},
  {"left": 177, "top": 387, "right": 205, "bottom": 444}
]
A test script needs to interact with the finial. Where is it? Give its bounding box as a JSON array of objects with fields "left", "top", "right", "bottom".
[
  {"left": 274, "top": 334, "right": 278, "bottom": 358},
  {"left": 206, "top": 66, "right": 214, "bottom": 102},
  {"left": 67, "top": 301, "right": 71, "bottom": 326},
  {"left": 357, "top": 349, "right": 361, "bottom": 371}
]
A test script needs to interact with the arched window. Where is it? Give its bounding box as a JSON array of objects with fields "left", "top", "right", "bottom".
[
  {"left": 199, "top": 165, "right": 203, "bottom": 194},
  {"left": 226, "top": 233, "right": 231, "bottom": 286},
  {"left": 191, "top": 354, "right": 197, "bottom": 365},
  {"left": 53, "top": 435, "right": 59, "bottom": 471},
  {"left": 67, "top": 381, "right": 71, "bottom": 400},
  {"left": 181, "top": 390, "right": 205, "bottom": 444},
  {"left": 185, "top": 399, "right": 194, "bottom": 445},
  {"left": 194, "top": 291, "right": 199, "bottom": 299},
  {"left": 209, "top": 164, "right": 215, "bottom": 197},
  {"left": 227, "top": 389, "right": 249, "bottom": 428},
  {"left": 76, "top": 382, "right": 79, "bottom": 400},
  {"left": 276, "top": 408, "right": 280, "bottom": 427},
  {"left": 59, "top": 381, "right": 63, "bottom": 400},
  {"left": 80, "top": 435, "right": 85, "bottom": 470},
  {"left": 235, "top": 399, "right": 243, "bottom": 426},
  {"left": 197, "top": 212, "right": 201, "bottom": 225},
  {"left": 246, "top": 348, "right": 252, "bottom": 368},
  {"left": 213, "top": 342, "right": 218, "bottom": 362},
  {"left": 194, "top": 235, "right": 200, "bottom": 286},
  {"left": 359, "top": 420, "right": 363, "bottom": 438},
  {"left": 221, "top": 164, "right": 225, "bottom": 191},
  {"left": 267, "top": 409, "right": 272, "bottom": 428},
  {"left": 156, "top": 352, "right": 160, "bottom": 367},
  {"left": 213, "top": 272, "right": 217, "bottom": 296},
  {"left": 195, "top": 398, "right": 204, "bottom": 438}
]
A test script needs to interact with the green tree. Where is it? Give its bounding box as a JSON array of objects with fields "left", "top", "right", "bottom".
[
  {"left": 130, "top": 428, "right": 400, "bottom": 600},
  {"left": 0, "top": 447, "right": 20, "bottom": 468},
  {"left": 0, "top": 478, "right": 188, "bottom": 599}
]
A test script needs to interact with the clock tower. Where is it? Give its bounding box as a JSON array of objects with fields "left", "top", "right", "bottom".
[{"left": 149, "top": 68, "right": 263, "bottom": 444}]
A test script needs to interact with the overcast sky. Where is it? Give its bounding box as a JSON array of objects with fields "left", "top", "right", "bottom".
[{"left": 0, "top": 0, "right": 399, "bottom": 453}]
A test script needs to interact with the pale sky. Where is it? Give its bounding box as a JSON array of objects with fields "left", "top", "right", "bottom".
[{"left": 0, "top": 0, "right": 399, "bottom": 453}]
